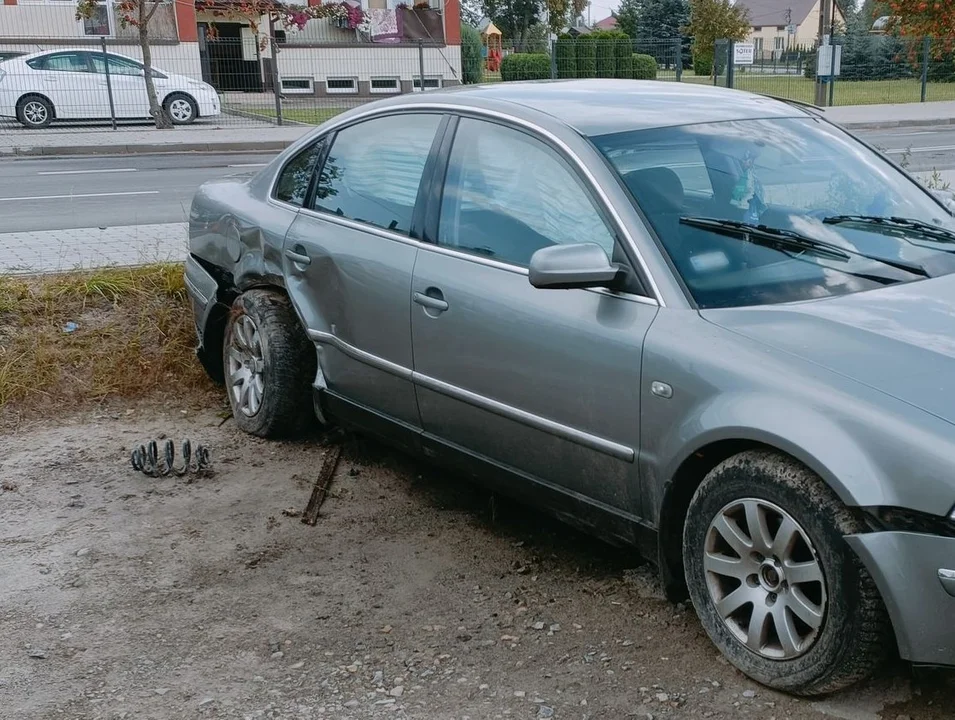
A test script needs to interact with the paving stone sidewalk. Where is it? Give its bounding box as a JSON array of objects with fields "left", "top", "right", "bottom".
[{"left": 0, "top": 222, "right": 187, "bottom": 274}]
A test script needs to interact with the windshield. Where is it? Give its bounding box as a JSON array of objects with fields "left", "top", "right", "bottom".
[{"left": 591, "top": 117, "right": 955, "bottom": 308}]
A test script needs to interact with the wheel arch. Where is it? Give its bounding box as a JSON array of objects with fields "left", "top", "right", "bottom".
[
  {"left": 17, "top": 92, "right": 56, "bottom": 119},
  {"left": 164, "top": 90, "right": 200, "bottom": 118}
]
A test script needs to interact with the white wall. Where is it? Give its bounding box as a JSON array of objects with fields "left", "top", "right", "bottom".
[
  {"left": 277, "top": 45, "right": 461, "bottom": 83},
  {"left": 0, "top": 5, "right": 84, "bottom": 39}
]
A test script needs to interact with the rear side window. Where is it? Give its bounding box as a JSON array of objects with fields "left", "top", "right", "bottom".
[
  {"left": 310, "top": 114, "right": 442, "bottom": 236},
  {"left": 273, "top": 141, "right": 325, "bottom": 207}
]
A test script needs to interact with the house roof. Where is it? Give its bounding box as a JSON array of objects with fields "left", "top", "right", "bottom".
[
  {"left": 733, "top": 0, "right": 817, "bottom": 27},
  {"left": 594, "top": 15, "right": 617, "bottom": 30}
]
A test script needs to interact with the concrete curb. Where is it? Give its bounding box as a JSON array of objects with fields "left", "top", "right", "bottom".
[
  {"left": 4, "top": 139, "right": 298, "bottom": 157},
  {"left": 835, "top": 117, "right": 955, "bottom": 131}
]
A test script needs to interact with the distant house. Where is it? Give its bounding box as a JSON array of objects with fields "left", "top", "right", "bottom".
[
  {"left": 0, "top": 0, "right": 462, "bottom": 97},
  {"left": 593, "top": 15, "right": 617, "bottom": 31},
  {"left": 734, "top": 0, "right": 846, "bottom": 58}
]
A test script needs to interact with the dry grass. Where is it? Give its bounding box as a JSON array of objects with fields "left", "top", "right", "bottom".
[{"left": 0, "top": 264, "right": 214, "bottom": 422}]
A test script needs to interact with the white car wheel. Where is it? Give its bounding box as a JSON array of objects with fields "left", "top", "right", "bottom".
[{"left": 164, "top": 93, "right": 198, "bottom": 125}]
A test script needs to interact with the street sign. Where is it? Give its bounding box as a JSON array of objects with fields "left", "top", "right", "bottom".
[
  {"left": 786, "top": 24, "right": 796, "bottom": 35},
  {"left": 734, "top": 43, "right": 755, "bottom": 65},
  {"left": 817, "top": 43, "right": 842, "bottom": 78}
]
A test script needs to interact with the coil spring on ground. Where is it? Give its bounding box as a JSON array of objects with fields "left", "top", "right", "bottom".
[{"left": 130, "top": 439, "right": 211, "bottom": 477}]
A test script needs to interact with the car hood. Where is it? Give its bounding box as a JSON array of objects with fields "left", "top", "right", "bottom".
[{"left": 702, "top": 273, "right": 955, "bottom": 425}]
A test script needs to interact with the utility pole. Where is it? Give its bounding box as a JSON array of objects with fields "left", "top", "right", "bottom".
[
  {"left": 785, "top": 7, "right": 792, "bottom": 55},
  {"left": 814, "top": 0, "right": 832, "bottom": 105}
]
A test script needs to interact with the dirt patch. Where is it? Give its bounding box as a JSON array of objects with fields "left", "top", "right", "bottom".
[{"left": 1, "top": 407, "right": 953, "bottom": 719}]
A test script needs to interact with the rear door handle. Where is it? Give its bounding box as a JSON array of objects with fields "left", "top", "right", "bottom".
[
  {"left": 413, "top": 291, "right": 448, "bottom": 312},
  {"left": 284, "top": 247, "right": 311, "bottom": 266}
]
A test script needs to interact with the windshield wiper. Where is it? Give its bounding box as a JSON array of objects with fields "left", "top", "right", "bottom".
[
  {"left": 823, "top": 215, "right": 955, "bottom": 245},
  {"left": 680, "top": 216, "right": 930, "bottom": 278}
]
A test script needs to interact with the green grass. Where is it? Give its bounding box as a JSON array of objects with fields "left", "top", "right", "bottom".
[
  {"left": 683, "top": 73, "right": 955, "bottom": 106},
  {"left": 230, "top": 107, "right": 345, "bottom": 125}
]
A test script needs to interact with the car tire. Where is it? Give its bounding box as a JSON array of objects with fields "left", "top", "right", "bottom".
[
  {"left": 16, "top": 95, "right": 54, "bottom": 129},
  {"left": 164, "top": 92, "right": 198, "bottom": 125},
  {"left": 682, "top": 450, "right": 891, "bottom": 696},
  {"left": 223, "top": 290, "right": 316, "bottom": 438}
]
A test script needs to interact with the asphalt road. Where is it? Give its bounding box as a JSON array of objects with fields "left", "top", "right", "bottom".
[
  {"left": 0, "top": 153, "right": 275, "bottom": 233},
  {"left": 2, "top": 124, "right": 955, "bottom": 234}
]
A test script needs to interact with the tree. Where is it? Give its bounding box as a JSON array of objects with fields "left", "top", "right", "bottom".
[
  {"left": 76, "top": 0, "right": 342, "bottom": 129},
  {"left": 460, "top": 0, "right": 483, "bottom": 26},
  {"left": 687, "top": 0, "right": 750, "bottom": 73},
  {"left": 544, "top": 0, "right": 588, "bottom": 34},
  {"left": 636, "top": 0, "right": 689, "bottom": 40},
  {"left": 615, "top": 0, "right": 640, "bottom": 38},
  {"left": 482, "top": 0, "right": 542, "bottom": 44},
  {"left": 885, "top": 1, "right": 955, "bottom": 52}
]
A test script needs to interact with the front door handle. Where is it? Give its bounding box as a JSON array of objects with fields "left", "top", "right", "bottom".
[
  {"left": 413, "top": 291, "right": 448, "bottom": 312},
  {"left": 285, "top": 246, "right": 311, "bottom": 266}
]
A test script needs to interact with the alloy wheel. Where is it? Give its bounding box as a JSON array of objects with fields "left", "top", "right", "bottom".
[
  {"left": 703, "top": 498, "right": 828, "bottom": 660},
  {"left": 228, "top": 314, "right": 266, "bottom": 417},
  {"left": 169, "top": 98, "right": 193, "bottom": 122},
  {"left": 23, "top": 101, "right": 48, "bottom": 126}
]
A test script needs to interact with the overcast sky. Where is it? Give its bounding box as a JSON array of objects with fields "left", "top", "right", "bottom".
[{"left": 586, "top": 0, "right": 617, "bottom": 24}]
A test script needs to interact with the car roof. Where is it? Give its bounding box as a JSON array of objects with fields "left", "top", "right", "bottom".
[
  {"left": 381, "top": 79, "right": 815, "bottom": 136},
  {"left": 15, "top": 48, "right": 136, "bottom": 61}
]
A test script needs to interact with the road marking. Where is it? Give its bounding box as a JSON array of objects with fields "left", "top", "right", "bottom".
[
  {"left": 37, "top": 168, "right": 138, "bottom": 176},
  {"left": 0, "top": 190, "right": 159, "bottom": 202},
  {"left": 228, "top": 163, "right": 268, "bottom": 168},
  {"left": 886, "top": 131, "right": 940, "bottom": 138},
  {"left": 886, "top": 145, "right": 955, "bottom": 155}
]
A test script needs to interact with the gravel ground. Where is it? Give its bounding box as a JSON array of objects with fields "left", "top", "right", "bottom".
[{"left": 1, "top": 405, "right": 953, "bottom": 720}]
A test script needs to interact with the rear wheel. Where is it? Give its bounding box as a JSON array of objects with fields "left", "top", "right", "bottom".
[
  {"left": 683, "top": 450, "right": 891, "bottom": 695},
  {"left": 16, "top": 95, "right": 53, "bottom": 129},
  {"left": 223, "top": 290, "right": 316, "bottom": 438},
  {"left": 164, "top": 93, "right": 198, "bottom": 125}
]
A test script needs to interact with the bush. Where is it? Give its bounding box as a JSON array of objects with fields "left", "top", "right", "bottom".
[
  {"left": 632, "top": 53, "right": 657, "bottom": 80},
  {"left": 500, "top": 52, "right": 552, "bottom": 81},
  {"left": 555, "top": 36, "right": 577, "bottom": 78},
  {"left": 592, "top": 31, "right": 617, "bottom": 78},
  {"left": 460, "top": 24, "right": 483, "bottom": 84},
  {"left": 614, "top": 36, "right": 633, "bottom": 79},
  {"left": 577, "top": 35, "right": 597, "bottom": 78},
  {"left": 693, "top": 54, "right": 712, "bottom": 77}
]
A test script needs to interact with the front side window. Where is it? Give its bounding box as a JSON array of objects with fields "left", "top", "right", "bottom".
[
  {"left": 593, "top": 118, "right": 955, "bottom": 308},
  {"left": 274, "top": 141, "right": 325, "bottom": 207},
  {"left": 311, "top": 114, "right": 442, "bottom": 235},
  {"left": 438, "top": 118, "right": 616, "bottom": 266},
  {"left": 90, "top": 54, "right": 143, "bottom": 76}
]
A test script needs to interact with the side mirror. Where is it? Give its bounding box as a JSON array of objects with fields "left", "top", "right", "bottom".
[{"left": 528, "top": 243, "right": 622, "bottom": 290}]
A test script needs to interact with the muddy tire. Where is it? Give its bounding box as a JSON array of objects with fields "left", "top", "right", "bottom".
[
  {"left": 683, "top": 450, "right": 891, "bottom": 696},
  {"left": 223, "top": 290, "right": 316, "bottom": 438}
]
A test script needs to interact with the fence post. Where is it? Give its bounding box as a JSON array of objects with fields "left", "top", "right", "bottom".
[
  {"left": 418, "top": 39, "right": 426, "bottom": 92},
  {"left": 674, "top": 38, "right": 682, "bottom": 81},
  {"left": 100, "top": 37, "right": 117, "bottom": 131},
  {"left": 921, "top": 37, "right": 931, "bottom": 103},
  {"left": 268, "top": 18, "right": 283, "bottom": 126},
  {"left": 550, "top": 37, "right": 557, "bottom": 80},
  {"left": 726, "top": 40, "right": 735, "bottom": 89}
]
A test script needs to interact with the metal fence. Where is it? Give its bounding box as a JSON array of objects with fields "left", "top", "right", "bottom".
[{"left": 3, "top": 7, "right": 955, "bottom": 136}]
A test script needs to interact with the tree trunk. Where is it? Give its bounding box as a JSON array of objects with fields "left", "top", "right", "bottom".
[{"left": 140, "top": 17, "right": 172, "bottom": 129}]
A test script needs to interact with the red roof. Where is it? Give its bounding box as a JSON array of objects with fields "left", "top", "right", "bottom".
[{"left": 594, "top": 15, "right": 617, "bottom": 29}]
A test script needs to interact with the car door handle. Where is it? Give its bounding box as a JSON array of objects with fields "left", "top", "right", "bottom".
[
  {"left": 284, "top": 247, "right": 311, "bottom": 266},
  {"left": 413, "top": 291, "right": 448, "bottom": 312}
]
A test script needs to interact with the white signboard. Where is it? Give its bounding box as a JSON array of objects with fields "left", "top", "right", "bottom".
[
  {"left": 734, "top": 43, "right": 755, "bottom": 65},
  {"left": 817, "top": 44, "right": 842, "bottom": 77},
  {"left": 787, "top": 24, "right": 797, "bottom": 35}
]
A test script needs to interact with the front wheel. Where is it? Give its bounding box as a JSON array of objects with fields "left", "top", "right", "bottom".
[
  {"left": 683, "top": 450, "right": 892, "bottom": 696},
  {"left": 223, "top": 290, "right": 316, "bottom": 438},
  {"left": 164, "top": 93, "right": 198, "bottom": 125}
]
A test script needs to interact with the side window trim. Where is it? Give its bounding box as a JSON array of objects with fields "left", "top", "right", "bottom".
[{"left": 427, "top": 112, "right": 651, "bottom": 298}]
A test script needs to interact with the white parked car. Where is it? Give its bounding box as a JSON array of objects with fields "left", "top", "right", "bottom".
[{"left": 0, "top": 49, "right": 220, "bottom": 128}]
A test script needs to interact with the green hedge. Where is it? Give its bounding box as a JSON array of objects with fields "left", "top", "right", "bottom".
[
  {"left": 594, "top": 32, "right": 616, "bottom": 78},
  {"left": 500, "top": 52, "right": 552, "bottom": 81},
  {"left": 577, "top": 35, "right": 597, "bottom": 78},
  {"left": 460, "top": 24, "right": 483, "bottom": 84},
  {"left": 555, "top": 36, "right": 576, "bottom": 79},
  {"left": 632, "top": 54, "right": 657, "bottom": 80},
  {"left": 693, "top": 54, "right": 713, "bottom": 78},
  {"left": 614, "top": 37, "right": 632, "bottom": 79}
]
